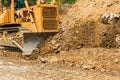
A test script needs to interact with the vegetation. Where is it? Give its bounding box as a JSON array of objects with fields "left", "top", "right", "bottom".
[
  {"left": 0, "top": 0, "right": 77, "bottom": 7},
  {"left": 47, "top": 0, "right": 76, "bottom": 6}
]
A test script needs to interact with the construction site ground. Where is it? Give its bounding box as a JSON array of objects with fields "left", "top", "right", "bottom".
[
  {"left": 0, "top": 0, "right": 120, "bottom": 79},
  {"left": 0, "top": 48, "right": 120, "bottom": 80}
]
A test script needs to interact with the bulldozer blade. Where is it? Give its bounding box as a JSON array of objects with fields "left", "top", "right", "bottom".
[{"left": 22, "top": 32, "right": 55, "bottom": 55}]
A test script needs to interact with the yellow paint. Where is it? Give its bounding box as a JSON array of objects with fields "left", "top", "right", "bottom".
[{"left": 0, "top": 0, "right": 60, "bottom": 32}]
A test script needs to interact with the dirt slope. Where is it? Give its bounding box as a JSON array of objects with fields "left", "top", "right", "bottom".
[
  {"left": 34, "top": 0, "right": 120, "bottom": 55},
  {"left": 62, "top": 0, "right": 120, "bottom": 29}
]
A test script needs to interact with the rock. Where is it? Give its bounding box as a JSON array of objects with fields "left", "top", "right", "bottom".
[
  {"left": 51, "top": 40, "right": 56, "bottom": 45},
  {"left": 107, "top": 2, "right": 113, "bottom": 7},
  {"left": 75, "top": 64, "right": 81, "bottom": 68},
  {"left": 75, "top": 30, "right": 79, "bottom": 34},
  {"left": 54, "top": 50, "right": 60, "bottom": 53},
  {"left": 100, "top": 68, "right": 106, "bottom": 72},
  {"left": 40, "top": 58, "right": 47, "bottom": 63},
  {"left": 82, "top": 64, "right": 95, "bottom": 70},
  {"left": 76, "top": 44, "right": 83, "bottom": 49},
  {"left": 54, "top": 44, "right": 61, "bottom": 49},
  {"left": 69, "top": 62, "right": 74, "bottom": 67},
  {"left": 114, "top": 58, "right": 119, "bottom": 64}
]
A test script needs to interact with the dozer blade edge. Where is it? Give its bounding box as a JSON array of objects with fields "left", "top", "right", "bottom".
[{"left": 22, "top": 32, "right": 55, "bottom": 55}]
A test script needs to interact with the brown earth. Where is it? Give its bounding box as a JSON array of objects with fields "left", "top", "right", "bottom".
[
  {"left": 39, "top": 48, "right": 120, "bottom": 74},
  {"left": 0, "top": 57, "right": 120, "bottom": 80},
  {"left": 32, "top": 0, "right": 120, "bottom": 55},
  {"left": 0, "top": 48, "right": 120, "bottom": 80},
  {"left": 0, "top": 0, "right": 120, "bottom": 79}
]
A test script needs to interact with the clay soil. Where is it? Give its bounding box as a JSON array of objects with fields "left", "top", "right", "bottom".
[
  {"left": 0, "top": 48, "right": 120, "bottom": 80},
  {"left": 0, "top": 0, "right": 120, "bottom": 79}
]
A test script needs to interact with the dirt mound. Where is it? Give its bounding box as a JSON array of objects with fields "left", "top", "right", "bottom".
[
  {"left": 29, "top": 0, "right": 120, "bottom": 58},
  {"left": 62, "top": 0, "right": 120, "bottom": 28}
]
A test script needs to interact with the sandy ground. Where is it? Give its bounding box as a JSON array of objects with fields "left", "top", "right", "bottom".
[
  {"left": 0, "top": 58, "right": 120, "bottom": 80},
  {"left": 0, "top": 48, "right": 120, "bottom": 80}
]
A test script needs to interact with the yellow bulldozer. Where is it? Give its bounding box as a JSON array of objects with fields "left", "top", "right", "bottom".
[{"left": 0, "top": 0, "right": 60, "bottom": 55}]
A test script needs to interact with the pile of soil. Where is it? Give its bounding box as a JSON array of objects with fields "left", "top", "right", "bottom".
[
  {"left": 62, "top": 0, "right": 120, "bottom": 28},
  {"left": 32, "top": 0, "right": 120, "bottom": 56}
]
